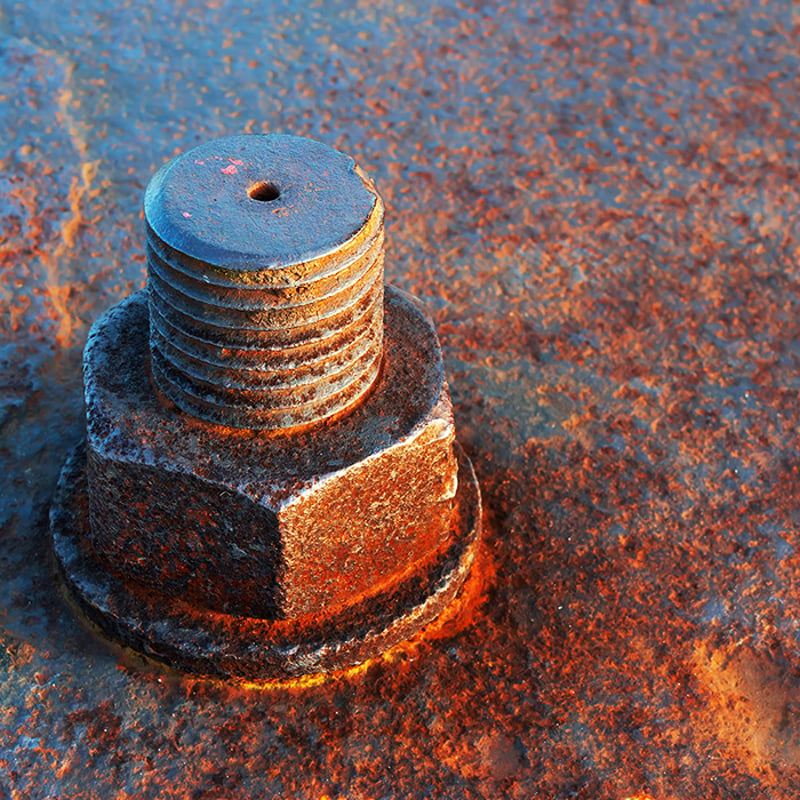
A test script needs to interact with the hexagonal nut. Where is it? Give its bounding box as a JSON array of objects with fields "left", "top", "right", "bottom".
[{"left": 81, "top": 285, "right": 462, "bottom": 626}]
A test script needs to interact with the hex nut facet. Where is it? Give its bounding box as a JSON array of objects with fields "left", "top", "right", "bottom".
[{"left": 50, "top": 135, "right": 481, "bottom": 679}]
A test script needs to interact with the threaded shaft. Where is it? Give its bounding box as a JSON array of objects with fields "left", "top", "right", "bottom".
[{"left": 143, "top": 135, "right": 385, "bottom": 430}]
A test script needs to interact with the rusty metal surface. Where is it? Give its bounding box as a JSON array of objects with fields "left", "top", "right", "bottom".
[
  {"left": 146, "top": 134, "right": 386, "bottom": 430},
  {"left": 52, "top": 277, "right": 479, "bottom": 676},
  {"left": 51, "top": 437, "right": 481, "bottom": 679},
  {"left": 2, "top": 0, "right": 800, "bottom": 798}
]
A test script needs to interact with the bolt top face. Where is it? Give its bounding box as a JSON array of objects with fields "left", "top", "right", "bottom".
[{"left": 144, "top": 134, "right": 377, "bottom": 272}]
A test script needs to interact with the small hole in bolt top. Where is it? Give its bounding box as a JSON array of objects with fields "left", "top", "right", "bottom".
[{"left": 248, "top": 181, "right": 280, "bottom": 202}]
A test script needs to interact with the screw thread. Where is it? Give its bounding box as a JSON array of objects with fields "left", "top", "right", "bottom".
[{"left": 145, "top": 146, "right": 385, "bottom": 431}]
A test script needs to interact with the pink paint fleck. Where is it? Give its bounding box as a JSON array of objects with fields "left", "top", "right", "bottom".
[
  {"left": 221, "top": 165, "right": 238, "bottom": 175},
  {"left": 194, "top": 160, "right": 205, "bottom": 165},
  {"left": 182, "top": 212, "right": 192, "bottom": 218},
  {"left": 228, "top": 158, "right": 244, "bottom": 165}
]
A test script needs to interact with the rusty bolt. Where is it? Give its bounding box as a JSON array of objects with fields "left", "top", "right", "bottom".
[{"left": 50, "top": 134, "right": 481, "bottom": 680}]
